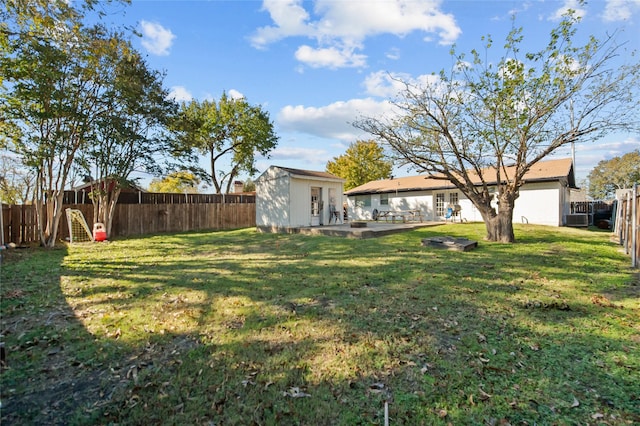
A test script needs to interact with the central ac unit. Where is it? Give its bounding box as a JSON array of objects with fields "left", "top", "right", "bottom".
[{"left": 565, "top": 214, "right": 589, "bottom": 227}]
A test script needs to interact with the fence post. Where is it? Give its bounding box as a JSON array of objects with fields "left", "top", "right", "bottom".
[
  {"left": 1, "top": 204, "right": 4, "bottom": 246},
  {"left": 632, "top": 183, "right": 638, "bottom": 268}
]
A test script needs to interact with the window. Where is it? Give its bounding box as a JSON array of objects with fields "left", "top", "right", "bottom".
[
  {"left": 380, "top": 193, "right": 389, "bottom": 206},
  {"left": 356, "top": 195, "right": 371, "bottom": 208},
  {"left": 449, "top": 192, "right": 459, "bottom": 207}
]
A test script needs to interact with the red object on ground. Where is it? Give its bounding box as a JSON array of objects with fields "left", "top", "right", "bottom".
[{"left": 93, "top": 223, "right": 107, "bottom": 242}]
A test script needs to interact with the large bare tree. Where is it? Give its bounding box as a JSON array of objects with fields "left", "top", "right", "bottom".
[{"left": 355, "top": 10, "right": 640, "bottom": 242}]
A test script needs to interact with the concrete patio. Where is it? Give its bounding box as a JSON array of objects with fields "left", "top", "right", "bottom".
[{"left": 295, "top": 220, "right": 444, "bottom": 239}]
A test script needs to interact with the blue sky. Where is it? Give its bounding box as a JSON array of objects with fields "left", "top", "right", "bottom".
[{"left": 106, "top": 0, "right": 640, "bottom": 185}]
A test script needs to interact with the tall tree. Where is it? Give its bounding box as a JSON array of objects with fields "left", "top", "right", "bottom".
[
  {"left": 1, "top": 0, "right": 129, "bottom": 246},
  {"left": 171, "top": 93, "right": 278, "bottom": 194},
  {"left": 326, "top": 140, "right": 393, "bottom": 191},
  {"left": 355, "top": 9, "right": 640, "bottom": 242},
  {"left": 0, "top": 153, "right": 35, "bottom": 204},
  {"left": 148, "top": 171, "right": 200, "bottom": 193},
  {"left": 76, "top": 45, "right": 176, "bottom": 237},
  {"left": 588, "top": 150, "right": 640, "bottom": 200}
]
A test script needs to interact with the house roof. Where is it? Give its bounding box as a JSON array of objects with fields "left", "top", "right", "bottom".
[
  {"left": 345, "top": 158, "right": 575, "bottom": 196},
  {"left": 71, "top": 177, "right": 145, "bottom": 193},
  {"left": 260, "top": 166, "right": 345, "bottom": 183}
]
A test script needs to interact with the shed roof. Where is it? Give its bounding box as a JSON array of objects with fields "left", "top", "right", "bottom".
[
  {"left": 259, "top": 166, "right": 345, "bottom": 183},
  {"left": 345, "top": 158, "right": 575, "bottom": 195}
]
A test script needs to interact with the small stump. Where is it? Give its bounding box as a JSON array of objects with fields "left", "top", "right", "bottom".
[
  {"left": 351, "top": 221, "right": 367, "bottom": 228},
  {"left": 421, "top": 236, "right": 477, "bottom": 252}
]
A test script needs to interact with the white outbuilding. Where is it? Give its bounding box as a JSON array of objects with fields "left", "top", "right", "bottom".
[{"left": 255, "top": 166, "right": 345, "bottom": 232}]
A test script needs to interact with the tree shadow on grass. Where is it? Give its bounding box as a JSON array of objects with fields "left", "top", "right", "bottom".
[
  {"left": 2, "top": 225, "right": 638, "bottom": 424},
  {"left": 0, "top": 246, "right": 129, "bottom": 424}
]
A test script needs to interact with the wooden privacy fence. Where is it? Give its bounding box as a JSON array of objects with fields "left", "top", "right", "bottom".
[
  {"left": 62, "top": 190, "right": 255, "bottom": 205},
  {"left": 2, "top": 198, "right": 256, "bottom": 245},
  {"left": 613, "top": 184, "right": 639, "bottom": 268}
]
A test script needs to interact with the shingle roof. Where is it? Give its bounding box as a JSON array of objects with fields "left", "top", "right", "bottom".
[
  {"left": 278, "top": 166, "right": 341, "bottom": 180},
  {"left": 345, "top": 158, "right": 574, "bottom": 195}
]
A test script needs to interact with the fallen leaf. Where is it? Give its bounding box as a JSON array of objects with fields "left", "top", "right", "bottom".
[
  {"left": 571, "top": 396, "right": 580, "bottom": 408},
  {"left": 284, "top": 387, "right": 311, "bottom": 398},
  {"left": 476, "top": 333, "right": 487, "bottom": 343},
  {"left": 591, "top": 413, "right": 604, "bottom": 420},
  {"left": 478, "top": 388, "right": 492, "bottom": 400},
  {"left": 438, "top": 409, "right": 447, "bottom": 418},
  {"left": 369, "top": 382, "right": 385, "bottom": 393}
]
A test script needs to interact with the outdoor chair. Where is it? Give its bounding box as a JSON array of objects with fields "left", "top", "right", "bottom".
[
  {"left": 445, "top": 207, "right": 454, "bottom": 222},
  {"left": 329, "top": 205, "right": 340, "bottom": 223}
]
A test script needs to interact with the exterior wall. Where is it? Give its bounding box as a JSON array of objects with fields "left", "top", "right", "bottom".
[
  {"left": 289, "top": 179, "right": 344, "bottom": 227},
  {"left": 256, "top": 167, "right": 344, "bottom": 228},
  {"left": 347, "top": 182, "right": 566, "bottom": 226},
  {"left": 256, "top": 169, "right": 291, "bottom": 227},
  {"left": 513, "top": 181, "right": 563, "bottom": 226},
  {"left": 347, "top": 191, "right": 433, "bottom": 221}
]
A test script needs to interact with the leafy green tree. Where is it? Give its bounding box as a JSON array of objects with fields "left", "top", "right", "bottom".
[
  {"left": 588, "top": 150, "right": 640, "bottom": 199},
  {"left": 148, "top": 171, "right": 200, "bottom": 193},
  {"left": 242, "top": 178, "right": 256, "bottom": 193},
  {"left": 326, "top": 140, "right": 393, "bottom": 191},
  {"left": 76, "top": 44, "right": 176, "bottom": 237},
  {"left": 0, "top": 153, "right": 35, "bottom": 204},
  {"left": 1, "top": 0, "right": 129, "bottom": 246},
  {"left": 356, "top": 9, "right": 640, "bottom": 242},
  {"left": 171, "top": 93, "right": 278, "bottom": 194}
]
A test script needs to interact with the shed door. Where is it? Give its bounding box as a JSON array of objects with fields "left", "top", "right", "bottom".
[{"left": 311, "top": 187, "right": 322, "bottom": 226}]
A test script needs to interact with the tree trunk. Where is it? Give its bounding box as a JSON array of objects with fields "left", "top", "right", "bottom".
[
  {"left": 477, "top": 195, "right": 516, "bottom": 243},
  {"left": 36, "top": 189, "right": 64, "bottom": 247},
  {"left": 484, "top": 209, "right": 515, "bottom": 243}
]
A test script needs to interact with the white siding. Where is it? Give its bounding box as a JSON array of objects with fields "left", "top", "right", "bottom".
[
  {"left": 256, "top": 168, "right": 291, "bottom": 227},
  {"left": 347, "top": 182, "right": 567, "bottom": 226},
  {"left": 290, "top": 179, "right": 344, "bottom": 227},
  {"left": 256, "top": 166, "right": 345, "bottom": 228},
  {"left": 512, "top": 181, "right": 563, "bottom": 226},
  {"left": 347, "top": 191, "right": 433, "bottom": 221}
]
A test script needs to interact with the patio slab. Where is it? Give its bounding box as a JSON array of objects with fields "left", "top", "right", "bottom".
[{"left": 257, "top": 221, "right": 444, "bottom": 239}]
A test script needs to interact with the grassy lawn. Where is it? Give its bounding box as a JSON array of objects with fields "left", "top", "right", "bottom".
[{"left": 1, "top": 223, "right": 638, "bottom": 425}]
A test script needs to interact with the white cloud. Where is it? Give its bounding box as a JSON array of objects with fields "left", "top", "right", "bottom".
[
  {"left": 549, "top": 0, "right": 587, "bottom": 21},
  {"left": 602, "top": 0, "right": 640, "bottom": 22},
  {"left": 227, "top": 89, "right": 245, "bottom": 99},
  {"left": 270, "top": 146, "right": 328, "bottom": 161},
  {"left": 295, "top": 44, "right": 366, "bottom": 69},
  {"left": 140, "top": 21, "right": 176, "bottom": 56},
  {"left": 278, "top": 98, "right": 393, "bottom": 141},
  {"left": 576, "top": 136, "right": 640, "bottom": 157},
  {"left": 363, "top": 70, "right": 444, "bottom": 98},
  {"left": 551, "top": 135, "right": 640, "bottom": 179},
  {"left": 251, "top": 0, "right": 461, "bottom": 69},
  {"left": 385, "top": 47, "right": 401, "bottom": 60},
  {"left": 168, "top": 86, "right": 192, "bottom": 102},
  {"left": 256, "top": 146, "right": 333, "bottom": 172},
  {"left": 363, "top": 71, "right": 411, "bottom": 98}
]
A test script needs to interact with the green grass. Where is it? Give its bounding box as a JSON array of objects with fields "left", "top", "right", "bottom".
[{"left": 1, "top": 223, "right": 638, "bottom": 425}]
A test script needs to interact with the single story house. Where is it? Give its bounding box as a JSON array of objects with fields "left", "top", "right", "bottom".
[
  {"left": 345, "top": 158, "right": 578, "bottom": 227},
  {"left": 256, "top": 166, "right": 345, "bottom": 231}
]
